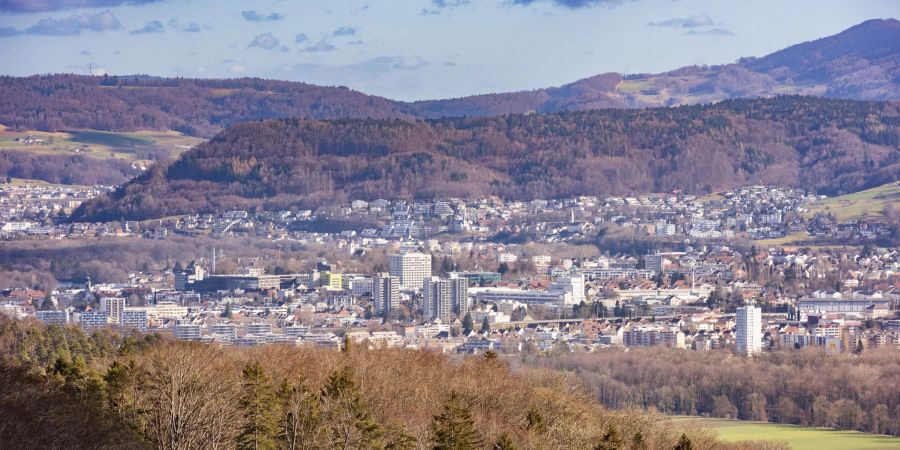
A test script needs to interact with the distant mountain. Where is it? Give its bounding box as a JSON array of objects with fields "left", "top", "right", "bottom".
[
  {"left": 1, "top": 19, "right": 898, "bottom": 138},
  {"left": 71, "top": 96, "right": 900, "bottom": 222},
  {"left": 419, "top": 18, "right": 900, "bottom": 113}
]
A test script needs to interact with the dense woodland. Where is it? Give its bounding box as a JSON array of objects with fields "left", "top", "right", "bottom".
[
  {"left": 531, "top": 348, "right": 900, "bottom": 437},
  {"left": 2, "top": 20, "right": 898, "bottom": 141},
  {"left": 73, "top": 96, "right": 900, "bottom": 222},
  {"left": 0, "top": 317, "right": 778, "bottom": 450},
  {"left": 0, "top": 75, "right": 421, "bottom": 138}
]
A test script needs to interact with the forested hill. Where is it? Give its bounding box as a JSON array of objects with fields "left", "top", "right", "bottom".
[
  {"left": 72, "top": 96, "right": 900, "bottom": 222},
  {"left": 2, "top": 19, "right": 898, "bottom": 138}
]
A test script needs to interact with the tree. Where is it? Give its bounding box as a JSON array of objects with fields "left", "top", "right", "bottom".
[
  {"left": 238, "top": 361, "right": 278, "bottom": 450},
  {"left": 593, "top": 426, "right": 621, "bottom": 450},
  {"left": 277, "top": 380, "right": 321, "bottom": 450},
  {"left": 462, "top": 313, "right": 474, "bottom": 335},
  {"left": 492, "top": 433, "right": 515, "bottom": 450},
  {"left": 673, "top": 434, "right": 693, "bottom": 450},
  {"left": 320, "top": 367, "right": 384, "bottom": 450},
  {"left": 631, "top": 431, "right": 647, "bottom": 450},
  {"left": 480, "top": 316, "right": 491, "bottom": 334},
  {"left": 223, "top": 303, "right": 233, "bottom": 319},
  {"left": 430, "top": 392, "right": 483, "bottom": 450},
  {"left": 497, "top": 263, "right": 509, "bottom": 275}
]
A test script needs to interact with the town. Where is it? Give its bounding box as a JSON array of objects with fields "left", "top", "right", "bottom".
[{"left": 2, "top": 180, "right": 897, "bottom": 355}]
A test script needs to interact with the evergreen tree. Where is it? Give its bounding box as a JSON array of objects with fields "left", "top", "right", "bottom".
[
  {"left": 480, "top": 316, "right": 491, "bottom": 334},
  {"left": 462, "top": 313, "right": 474, "bottom": 334},
  {"left": 594, "top": 426, "right": 622, "bottom": 450},
  {"left": 223, "top": 303, "right": 233, "bottom": 319},
  {"left": 673, "top": 434, "right": 693, "bottom": 450},
  {"left": 238, "top": 361, "right": 278, "bottom": 450},
  {"left": 430, "top": 392, "right": 483, "bottom": 450},
  {"left": 321, "top": 367, "right": 384, "bottom": 449},
  {"left": 277, "top": 379, "right": 322, "bottom": 450},
  {"left": 492, "top": 433, "right": 515, "bottom": 450},
  {"left": 631, "top": 431, "right": 647, "bottom": 450}
]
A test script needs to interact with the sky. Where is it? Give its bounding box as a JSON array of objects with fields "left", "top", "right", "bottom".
[{"left": 0, "top": 0, "right": 896, "bottom": 101}]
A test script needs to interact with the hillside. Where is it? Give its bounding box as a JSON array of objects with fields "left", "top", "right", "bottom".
[
  {"left": 72, "top": 96, "right": 900, "bottom": 222},
  {"left": 1, "top": 19, "right": 897, "bottom": 139},
  {"left": 0, "top": 317, "right": 721, "bottom": 450}
]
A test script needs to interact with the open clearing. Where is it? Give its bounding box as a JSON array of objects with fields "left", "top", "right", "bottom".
[
  {"left": 0, "top": 125, "right": 205, "bottom": 162},
  {"left": 804, "top": 182, "right": 900, "bottom": 221},
  {"left": 670, "top": 416, "right": 900, "bottom": 450}
]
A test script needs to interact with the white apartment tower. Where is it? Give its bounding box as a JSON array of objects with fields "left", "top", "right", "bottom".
[
  {"left": 389, "top": 252, "right": 432, "bottom": 291},
  {"left": 736, "top": 305, "right": 762, "bottom": 355},
  {"left": 100, "top": 297, "right": 126, "bottom": 324},
  {"left": 373, "top": 273, "right": 400, "bottom": 318},
  {"left": 423, "top": 275, "right": 468, "bottom": 323}
]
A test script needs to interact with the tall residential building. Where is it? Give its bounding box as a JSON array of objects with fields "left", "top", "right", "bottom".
[
  {"left": 643, "top": 254, "right": 665, "bottom": 274},
  {"left": 373, "top": 273, "right": 400, "bottom": 318},
  {"left": 389, "top": 252, "right": 432, "bottom": 291},
  {"left": 736, "top": 305, "right": 762, "bottom": 355},
  {"left": 423, "top": 275, "right": 468, "bottom": 323},
  {"left": 100, "top": 297, "right": 125, "bottom": 324}
]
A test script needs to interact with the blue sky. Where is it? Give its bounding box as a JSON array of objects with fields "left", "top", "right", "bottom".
[{"left": 0, "top": 0, "right": 896, "bottom": 100}]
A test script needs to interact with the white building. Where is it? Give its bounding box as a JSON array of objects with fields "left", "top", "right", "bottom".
[
  {"left": 80, "top": 311, "right": 108, "bottom": 333},
  {"left": 736, "top": 305, "right": 762, "bottom": 355},
  {"left": 173, "top": 320, "right": 201, "bottom": 340},
  {"left": 498, "top": 253, "right": 518, "bottom": 263},
  {"left": 549, "top": 273, "right": 585, "bottom": 305},
  {"left": 372, "top": 273, "right": 400, "bottom": 317},
  {"left": 389, "top": 252, "right": 432, "bottom": 291},
  {"left": 100, "top": 297, "right": 126, "bottom": 324},
  {"left": 423, "top": 275, "right": 468, "bottom": 322},
  {"left": 121, "top": 310, "right": 149, "bottom": 332},
  {"left": 35, "top": 310, "right": 69, "bottom": 327}
]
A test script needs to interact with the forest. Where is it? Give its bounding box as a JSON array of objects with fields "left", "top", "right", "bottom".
[
  {"left": 530, "top": 347, "right": 900, "bottom": 437},
  {"left": 1, "top": 19, "right": 897, "bottom": 141},
  {"left": 0, "top": 317, "right": 783, "bottom": 450},
  {"left": 72, "top": 96, "right": 900, "bottom": 222}
]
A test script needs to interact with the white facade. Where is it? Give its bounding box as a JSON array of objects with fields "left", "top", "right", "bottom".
[
  {"left": 173, "top": 320, "right": 201, "bottom": 340},
  {"left": 35, "top": 310, "right": 69, "bottom": 327},
  {"left": 373, "top": 273, "right": 400, "bottom": 317},
  {"left": 423, "top": 275, "right": 468, "bottom": 322},
  {"left": 80, "top": 311, "right": 108, "bottom": 333},
  {"left": 736, "top": 305, "right": 762, "bottom": 355},
  {"left": 389, "top": 252, "right": 432, "bottom": 291},
  {"left": 100, "top": 297, "right": 126, "bottom": 324},
  {"left": 121, "top": 310, "right": 149, "bottom": 332},
  {"left": 549, "top": 273, "right": 585, "bottom": 305}
]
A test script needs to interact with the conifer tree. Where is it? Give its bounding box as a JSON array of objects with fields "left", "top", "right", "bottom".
[
  {"left": 430, "top": 392, "right": 483, "bottom": 450},
  {"left": 594, "top": 426, "right": 622, "bottom": 450},
  {"left": 321, "top": 367, "right": 384, "bottom": 449},
  {"left": 277, "top": 379, "right": 321, "bottom": 450},
  {"left": 673, "top": 434, "right": 693, "bottom": 450},
  {"left": 238, "top": 361, "right": 278, "bottom": 450},
  {"left": 492, "top": 433, "right": 515, "bottom": 450}
]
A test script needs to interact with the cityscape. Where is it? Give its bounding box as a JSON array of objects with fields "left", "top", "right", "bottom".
[{"left": 0, "top": 1, "right": 898, "bottom": 449}]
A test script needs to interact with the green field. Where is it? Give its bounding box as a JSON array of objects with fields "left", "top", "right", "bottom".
[
  {"left": 0, "top": 125, "right": 205, "bottom": 161},
  {"left": 670, "top": 417, "right": 900, "bottom": 450},
  {"left": 805, "top": 182, "right": 900, "bottom": 221}
]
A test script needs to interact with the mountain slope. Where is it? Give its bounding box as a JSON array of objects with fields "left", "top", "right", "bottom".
[
  {"left": 1, "top": 19, "right": 898, "bottom": 139},
  {"left": 71, "top": 96, "right": 900, "bottom": 222}
]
